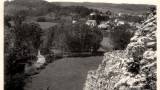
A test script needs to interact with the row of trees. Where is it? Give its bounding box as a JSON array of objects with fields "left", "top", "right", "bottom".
[
  {"left": 65, "top": 23, "right": 103, "bottom": 52},
  {"left": 4, "top": 15, "right": 42, "bottom": 90},
  {"left": 41, "top": 23, "right": 103, "bottom": 55},
  {"left": 118, "top": 14, "right": 145, "bottom": 23},
  {"left": 109, "top": 23, "right": 134, "bottom": 50}
]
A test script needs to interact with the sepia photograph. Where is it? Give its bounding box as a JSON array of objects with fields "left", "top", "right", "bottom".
[{"left": 3, "top": 0, "right": 157, "bottom": 90}]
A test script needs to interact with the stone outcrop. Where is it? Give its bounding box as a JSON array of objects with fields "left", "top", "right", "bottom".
[
  {"left": 119, "top": 12, "right": 156, "bottom": 90},
  {"left": 83, "top": 51, "right": 127, "bottom": 90},
  {"left": 83, "top": 11, "right": 156, "bottom": 90}
]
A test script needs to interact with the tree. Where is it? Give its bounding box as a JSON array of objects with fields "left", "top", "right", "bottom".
[
  {"left": 47, "top": 23, "right": 103, "bottom": 53},
  {"left": 66, "top": 23, "right": 103, "bottom": 52},
  {"left": 110, "top": 24, "right": 134, "bottom": 50},
  {"left": 4, "top": 15, "right": 42, "bottom": 90}
]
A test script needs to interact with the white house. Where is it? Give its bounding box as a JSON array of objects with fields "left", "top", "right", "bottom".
[
  {"left": 98, "top": 21, "right": 110, "bottom": 29},
  {"left": 114, "top": 19, "right": 125, "bottom": 26},
  {"left": 72, "top": 20, "right": 77, "bottom": 24},
  {"left": 86, "top": 20, "right": 97, "bottom": 27},
  {"left": 90, "top": 12, "right": 97, "bottom": 16}
]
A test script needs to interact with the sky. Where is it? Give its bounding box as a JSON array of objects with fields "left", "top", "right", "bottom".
[
  {"left": 4, "top": 0, "right": 158, "bottom": 5},
  {"left": 44, "top": 0, "right": 158, "bottom": 5}
]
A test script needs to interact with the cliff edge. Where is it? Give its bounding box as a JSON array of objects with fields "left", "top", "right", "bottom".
[{"left": 83, "top": 9, "right": 156, "bottom": 90}]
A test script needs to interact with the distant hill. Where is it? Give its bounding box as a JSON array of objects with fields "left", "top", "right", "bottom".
[
  {"left": 4, "top": 1, "right": 155, "bottom": 16},
  {"left": 4, "top": 0, "right": 57, "bottom": 16},
  {"left": 54, "top": 2, "right": 155, "bottom": 15}
]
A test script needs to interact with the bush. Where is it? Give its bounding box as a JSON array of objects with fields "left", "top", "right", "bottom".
[
  {"left": 4, "top": 16, "right": 42, "bottom": 90},
  {"left": 127, "top": 61, "right": 140, "bottom": 74},
  {"left": 41, "top": 26, "right": 57, "bottom": 55},
  {"left": 46, "top": 23, "right": 103, "bottom": 54},
  {"left": 119, "top": 14, "right": 144, "bottom": 23},
  {"left": 37, "top": 17, "right": 46, "bottom": 22},
  {"left": 4, "top": 15, "right": 12, "bottom": 27},
  {"left": 5, "top": 73, "right": 26, "bottom": 90},
  {"left": 66, "top": 23, "right": 103, "bottom": 52},
  {"left": 110, "top": 24, "right": 134, "bottom": 50}
]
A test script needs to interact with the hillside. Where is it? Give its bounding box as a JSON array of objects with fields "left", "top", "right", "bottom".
[
  {"left": 84, "top": 8, "right": 156, "bottom": 90},
  {"left": 5, "top": 1, "right": 155, "bottom": 16},
  {"left": 55, "top": 2, "right": 154, "bottom": 14}
]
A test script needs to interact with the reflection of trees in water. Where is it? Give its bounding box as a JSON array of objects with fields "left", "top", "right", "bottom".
[{"left": 44, "top": 23, "right": 103, "bottom": 54}]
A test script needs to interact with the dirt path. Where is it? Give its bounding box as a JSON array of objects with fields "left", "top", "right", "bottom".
[{"left": 24, "top": 56, "right": 103, "bottom": 90}]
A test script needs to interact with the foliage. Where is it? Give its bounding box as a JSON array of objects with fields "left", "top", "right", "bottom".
[
  {"left": 110, "top": 24, "right": 134, "bottom": 50},
  {"left": 127, "top": 61, "right": 140, "bottom": 74},
  {"left": 4, "top": 15, "right": 12, "bottom": 27},
  {"left": 14, "top": 22, "right": 42, "bottom": 50},
  {"left": 37, "top": 17, "right": 46, "bottom": 22},
  {"left": 61, "top": 6, "right": 93, "bottom": 17},
  {"left": 118, "top": 14, "right": 144, "bottom": 23},
  {"left": 41, "top": 26, "right": 57, "bottom": 55},
  {"left": 5, "top": 0, "right": 94, "bottom": 18},
  {"left": 62, "top": 23, "right": 102, "bottom": 52},
  {"left": 45, "top": 23, "right": 103, "bottom": 53},
  {"left": 4, "top": 15, "right": 42, "bottom": 90},
  {"left": 5, "top": 73, "right": 26, "bottom": 90}
]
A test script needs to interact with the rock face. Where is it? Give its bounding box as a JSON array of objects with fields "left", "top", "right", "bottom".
[
  {"left": 83, "top": 11, "right": 156, "bottom": 90},
  {"left": 122, "top": 12, "right": 156, "bottom": 90},
  {"left": 83, "top": 51, "right": 127, "bottom": 90}
]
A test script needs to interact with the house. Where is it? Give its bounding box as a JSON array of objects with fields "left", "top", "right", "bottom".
[
  {"left": 90, "top": 12, "right": 97, "bottom": 16},
  {"left": 98, "top": 21, "right": 110, "bottom": 30},
  {"left": 114, "top": 19, "right": 125, "bottom": 26},
  {"left": 72, "top": 20, "right": 77, "bottom": 24},
  {"left": 118, "top": 13, "right": 122, "bottom": 16},
  {"left": 85, "top": 20, "right": 97, "bottom": 27},
  {"left": 88, "top": 12, "right": 97, "bottom": 20},
  {"left": 117, "top": 21, "right": 125, "bottom": 26}
]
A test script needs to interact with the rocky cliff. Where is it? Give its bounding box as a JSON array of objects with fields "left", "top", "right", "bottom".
[{"left": 83, "top": 10, "right": 156, "bottom": 90}]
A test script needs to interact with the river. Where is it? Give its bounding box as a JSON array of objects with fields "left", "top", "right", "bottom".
[{"left": 24, "top": 56, "right": 103, "bottom": 90}]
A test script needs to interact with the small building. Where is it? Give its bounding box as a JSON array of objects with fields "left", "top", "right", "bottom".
[
  {"left": 90, "top": 12, "right": 97, "bottom": 16},
  {"left": 98, "top": 21, "right": 110, "bottom": 30},
  {"left": 117, "top": 21, "right": 125, "bottom": 26},
  {"left": 85, "top": 20, "right": 97, "bottom": 27},
  {"left": 114, "top": 19, "right": 125, "bottom": 26},
  {"left": 72, "top": 20, "right": 77, "bottom": 24},
  {"left": 118, "top": 13, "right": 122, "bottom": 17},
  {"left": 89, "top": 12, "right": 97, "bottom": 20}
]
